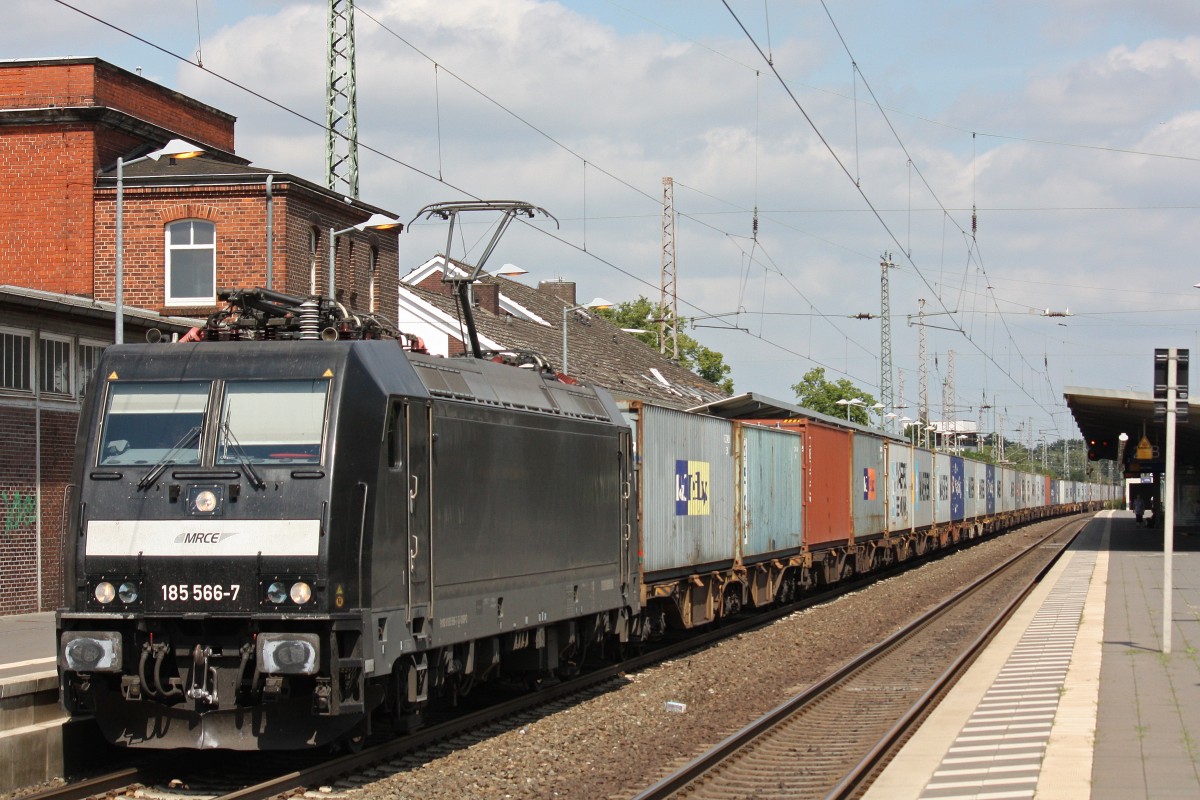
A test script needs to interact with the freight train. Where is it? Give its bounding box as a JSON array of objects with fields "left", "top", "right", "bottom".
[{"left": 56, "top": 288, "right": 1111, "bottom": 750}]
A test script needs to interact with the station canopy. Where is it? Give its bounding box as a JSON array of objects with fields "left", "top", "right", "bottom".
[{"left": 1063, "top": 386, "right": 1200, "bottom": 471}]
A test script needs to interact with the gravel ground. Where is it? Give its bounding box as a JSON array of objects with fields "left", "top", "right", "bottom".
[
  {"left": 1, "top": 518, "right": 1074, "bottom": 800},
  {"left": 320, "top": 517, "right": 1077, "bottom": 800}
]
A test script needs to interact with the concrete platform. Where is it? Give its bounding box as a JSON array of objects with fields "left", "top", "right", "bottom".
[
  {"left": 0, "top": 612, "right": 65, "bottom": 792},
  {"left": 0, "top": 613, "right": 124, "bottom": 793},
  {"left": 865, "top": 510, "right": 1200, "bottom": 799}
]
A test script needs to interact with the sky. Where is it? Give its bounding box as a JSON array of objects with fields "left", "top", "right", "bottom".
[{"left": 11, "top": 0, "right": 1200, "bottom": 446}]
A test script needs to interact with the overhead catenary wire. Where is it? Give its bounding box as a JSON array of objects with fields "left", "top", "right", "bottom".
[
  {"left": 724, "top": 0, "right": 1063, "bottom": 427},
  {"left": 54, "top": 0, "right": 1171, "bottom": 429}
]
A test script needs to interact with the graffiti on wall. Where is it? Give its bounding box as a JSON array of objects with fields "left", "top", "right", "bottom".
[{"left": 3, "top": 489, "right": 36, "bottom": 533}]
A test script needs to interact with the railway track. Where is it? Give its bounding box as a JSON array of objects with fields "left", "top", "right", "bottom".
[
  {"left": 18, "top": 518, "right": 1081, "bottom": 800},
  {"left": 630, "top": 515, "right": 1089, "bottom": 800},
  {"left": 15, "top": 579, "right": 868, "bottom": 800}
]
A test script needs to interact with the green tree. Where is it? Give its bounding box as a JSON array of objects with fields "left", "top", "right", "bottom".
[
  {"left": 791, "top": 367, "right": 876, "bottom": 425},
  {"left": 597, "top": 297, "right": 734, "bottom": 393}
]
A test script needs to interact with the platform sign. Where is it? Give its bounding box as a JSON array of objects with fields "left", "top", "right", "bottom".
[{"left": 1154, "top": 348, "right": 1189, "bottom": 421}]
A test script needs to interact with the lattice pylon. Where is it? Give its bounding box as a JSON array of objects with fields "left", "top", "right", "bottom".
[{"left": 326, "top": 0, "right": 359, "bottom": 198}]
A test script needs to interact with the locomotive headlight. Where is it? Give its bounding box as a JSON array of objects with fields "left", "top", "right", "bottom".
[
  {"left": 193, "top": 489, "right": 218, "bottom": 514},
  {"left": 266, "top": 581, "right": 288, "bottom": 604},
  {"left": 118, "top": 581, "right": 140, "bottom": 604},
  {"left": 61, "top": 631, "right": 122, "bottom": 671},
  {"left": 94, "top": 582, "right": 116, "bottom": 604},
  {"left": 257, "top": 633, "right": 319, "bottom": 675},
  {"left": 289, "top": 581, "right": 313, "bottom": 605}
]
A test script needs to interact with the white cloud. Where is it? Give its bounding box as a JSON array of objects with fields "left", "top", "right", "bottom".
[{"left": 6, "top": 0, "right": 1200, "bottom": 434}]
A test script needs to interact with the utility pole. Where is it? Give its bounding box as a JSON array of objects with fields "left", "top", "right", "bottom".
[
  {"left": 880, "top": 253, "right": 896, "bottom": 433},
  {"left": 946, "top": 349, "right": 956, "bottom": 450},
  {"left": 659, "top": 177, "right": 678, "bottom": 359},
  {"left": 998, "top": 412, "right": 1006, "bottom": 462},
  {"left": 918, "top": 298, "right": 928, "bottom": 448},
  {"left": 326, "top": 0, "right": 359, "bottom": 197}
]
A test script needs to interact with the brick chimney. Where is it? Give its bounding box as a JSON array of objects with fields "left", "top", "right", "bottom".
[
  {"left": 538, "top": 280, "right": 576, "bottom": 306},
  {"left": 475, "top": 282, "right": 501, "bottom": 315},
  {"left": 416, "top": 271, "right": 455, "bottom": 297}
]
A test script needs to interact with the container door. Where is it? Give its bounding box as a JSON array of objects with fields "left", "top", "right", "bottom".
[
  {"left": 950, "top": 456, "right": 965, "bottom": 522},
  {"left": 986, "top": 464, "right": 996, "bottom": 515},
  {"left": 406, "top": 400, "right": 433, "bottom": 634},
  {"left": 886, "top": 441, "right": 911, "bottom": 534},
  {"left": 620, "top": 428, "right": 635, "bottom": 598}
]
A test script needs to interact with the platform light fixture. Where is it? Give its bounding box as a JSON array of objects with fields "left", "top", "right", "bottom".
[
  {"left": 115, "top": 138, "right": 206, "bottom": 344},
  {"left": 835, "top": 397, "right": 866, "bottom": 421},
  {"left": 562, "top": 298, "right": 612, "bottom": 375}
]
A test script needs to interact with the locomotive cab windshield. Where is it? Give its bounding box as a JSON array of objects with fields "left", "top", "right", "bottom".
[
  {"left": 101, "top": 382, "right": 208, "bottom": 466},
  {"left": 99, "top": 378, "right": 329, "bottom": 468}
]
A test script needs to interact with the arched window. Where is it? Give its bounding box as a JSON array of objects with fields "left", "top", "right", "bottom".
[
  {"left": 165, "top": 220, "right": 215, "bottom": 305},
  {"left": 309, "top": 227, "right": 320, "bottom": 295},
  {"left": 369, "top": 245, "right": 378, "bottom": 312}
]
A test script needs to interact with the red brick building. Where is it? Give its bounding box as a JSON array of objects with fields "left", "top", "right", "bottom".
[{"left": 0, "top": 58, "right": 403, "bottom": 615}]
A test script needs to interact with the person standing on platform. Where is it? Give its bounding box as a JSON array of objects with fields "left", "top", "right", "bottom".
[{"left": 1133, "top": 495, "right": 1146, "bottom": 526}]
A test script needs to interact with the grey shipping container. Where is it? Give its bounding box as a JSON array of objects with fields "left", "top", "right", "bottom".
[
  {"left": 851, "top": 431, "right": 888, "bottom": 538},
  {"left": 885, "top": 441, "right": 912, "bottom": 534},
  {"left": 622, "top": 401, "right": 736, "bottom": 580},
  {"left": 912, "top": 447, "right": 935, "bottom": 529}
]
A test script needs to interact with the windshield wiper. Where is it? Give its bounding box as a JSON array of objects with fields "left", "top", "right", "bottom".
[
  {"left": 137, "top": 426, "right": 202, "bottom": 490},
  {"left": 220, "top": 424, "right": 265, "bottom": 490}
]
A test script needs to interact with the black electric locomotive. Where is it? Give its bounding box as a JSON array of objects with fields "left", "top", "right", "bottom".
[{"left": 57, "top": 289, "right": 638, "bottom": 749}]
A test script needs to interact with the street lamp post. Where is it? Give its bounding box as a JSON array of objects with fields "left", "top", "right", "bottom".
[
  {"left": 328, "top": 213, "right": 404, "bottom": 298},
  {"left": 562, "top": 298, "right": 612, "bottom": 375},
  {"left": 115, "top": 138, "right": 206, "bottom": 343}
]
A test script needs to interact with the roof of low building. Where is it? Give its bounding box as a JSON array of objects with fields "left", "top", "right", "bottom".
[
  {"left": 0, "top": 284, "right": 202, "bottom": 333},
  {"left": 1064, "top": 385, "right": 1200, "bottom": 468},
  {"left": 96, "top": 155, "right": 402, "bottom": 218},
  {"left": 399, "top": 259, "right": 729, "bottom": 409}
]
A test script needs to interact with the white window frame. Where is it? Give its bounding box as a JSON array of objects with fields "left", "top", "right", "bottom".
[
  {"left": 0, "top": 325, "right": 32, "bottom": 393},
  {"left": 165, "top": 219, "right": 216, "bottom": 306},
  {"left": 38, "top": 332, "right": 73, "bottom": 396}
]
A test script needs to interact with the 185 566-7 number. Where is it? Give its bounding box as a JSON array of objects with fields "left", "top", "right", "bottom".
[{"left": 161, "top": 584, "right": 241, "bottom": 602}]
